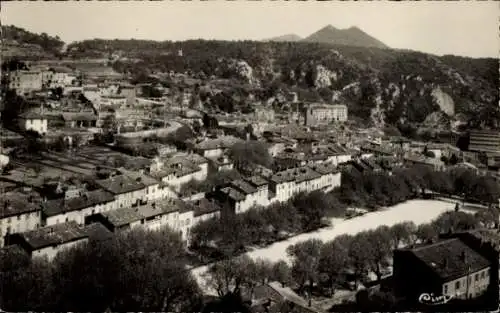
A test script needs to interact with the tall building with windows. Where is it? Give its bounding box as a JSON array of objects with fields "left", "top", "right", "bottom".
[
  {"left": 303, "top": 104, "right": 348, "bottom": 126},
  {"left": 469, "top": 130, "right": 500, "bottom": 153}
]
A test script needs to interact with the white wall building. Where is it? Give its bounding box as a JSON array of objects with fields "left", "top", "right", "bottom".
[
  {"left": 9, "top": 221, "right": 89, "bottom": 261},
  {"left": 0, "top": 193, "right": 41, "bottom": 248},
  {"left": 41, "top": 189, "right": 116, "bottom": 226}
]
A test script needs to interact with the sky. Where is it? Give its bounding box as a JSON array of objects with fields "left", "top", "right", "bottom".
[{"left": 3, "top": 1, "right": 499, "bottom": 58}]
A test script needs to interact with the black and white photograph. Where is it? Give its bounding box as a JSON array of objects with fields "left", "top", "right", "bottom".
[{"left": 0, "top": 1, "right": 499, "bottom": 312}]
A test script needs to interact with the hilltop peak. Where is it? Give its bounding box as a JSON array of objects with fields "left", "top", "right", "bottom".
[
  {"left": 302, "top": 25, "right": 389, "bottom": 49},
  {"left": 321, "top": 25, "right": 339, "bottom": 31}
]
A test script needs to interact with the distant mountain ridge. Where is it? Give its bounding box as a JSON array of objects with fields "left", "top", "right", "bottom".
[
  {"left": 264, "top": 34, "right": 302, "bottom": 42},
  {"left": 303, "top": 25, "right": 388, "bottom": 49},
  {"left": 265, "top": 25, "right": 389, "bottom": 49}
]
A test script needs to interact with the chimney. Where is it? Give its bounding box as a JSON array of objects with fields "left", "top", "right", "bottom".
[
  {"left": 443, "top": 258, "right": 448, "bottom": 269},
  {"left": 461, "top": 251, "right": 467, "bottom": 263}
]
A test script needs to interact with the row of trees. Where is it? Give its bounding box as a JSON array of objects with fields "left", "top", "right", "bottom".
[
  {"left": 202, "top": 209, "right": 492, "bottom": 310},
  {"left": 0, "top": 228, "right": 203, "bottom": 312},
  {"left": 190, "top": 191, "right": 346, "bottom": 258},
  {"left": 285, "top": 210, "right": 485, "bottom": 299},
  {"left": 340, "top": 164, "right": 500, "bottom": 209},
  {"left": 191, "top": 163, "right": 499, "bottom": 260}
]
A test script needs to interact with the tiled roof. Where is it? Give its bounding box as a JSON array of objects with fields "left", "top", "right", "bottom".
[
  {"left": 139, "top": 199, "right": 180, "bottom": 219},
  {"left": 309, "top": 163, "right": 339, "bottom": 175},
  {"left": 18, "top": 110, "right": 47, "bottom": 120},
  {"left": 94, "top": 175, "right": 146, "bottom": 195},
  {"left": 118, "top": 168, "right": 159, "bottom": 187},
  {"left": 61, "top": 112, "right": 98, "bottom": 121},
  {"left": 169, "top": 153, "right": 208, "bottom": 166},
  {"left": 100, "top": 207, "right": 144, "bottom": 227},
  {"left": 231, "top": 179, "right": 258, "bottom": 195},
  {"left": 42, "top": 189, "right": 115, "bottom": 217},
  {"left": 245, "top": 175, "right": 269, "bottom": 188},
  {"left": 16, "top": 221, "right": 89, "bottom": 250},
  {"left": 83, "top": 223, "right": 113, "bottom": 242},
  {"left": 250, "top": 281, "right": 319, "bottom": 313},
  {"left": 195, "top": 136, "right": 242, "bottom": 150},
  {"left": 271, "top": 166, "right": 322, "bottom": 184},
  {"left": 150, "top": 168, "right": 177, "bottom": 179},
  {"left": 409, "top": 238, "right": 491, "bottom": 282},
  {"left": 186, "top": 198, "right": 221, "bottom": 217},
  {"left": 220, "top": 186, "right": 246, "bottom": 202},
  {"left": 0, "top": 192, "right": 41, "bottom": 219},
  {"left": 100, "top": 199, "right": 180, "bottom": 227}
]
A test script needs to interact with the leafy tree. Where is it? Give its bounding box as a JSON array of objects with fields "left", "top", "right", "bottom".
[
  {"left": 165, "top": 125, "right": 195, "bottom": 150},
  {"left": 1, "top": 58, "right": 28, "bottom": 71},
  {"left": 205, "top": 255, "right": 255, "bottom": 297},
  {"left": 389, "top": 222, "right": 417, "bottom": 249},
  {"left": 50, "top": 87, "right": 64, "bottom": 99},
  {"left": 0, "top": 257, "right": 55, "bottom": 311},
  {"left": 432, "top": 211, "right": 480, "bottom": 234},
  {"left": 449, "top": 153, "right": 459, "bottom": 165},
  {"left": 318, "top": 238, "right": 349, "bottom": 296},
  {"left": 292, "top": 191, "right": 328, "bottom": 231},
  {"left": 229, "top": 140, "right": 272, "bottom": 175},
  {"left": 141, "top": 85, "right": 163, "bottom": 98},
  {"left": 270, "top": 260, "right": 292, "bottom": 287},
  {"left": 474, "top": 207, "right": 500, "bottom": 229},
  {"left": 365, "top": 226, "right": 393, "bottom": 281},
  {"left": 286, "top": 239, "right": 323, "bottom": 293},
  {"left": 348, "top": 232, "right": 371, "bottom": 289},
  {"left": 102, "top": 115, "right": 118, "bottom": 133},
  {"left": 415, "top": 223, "right": 439, "bottom": 243},
  {"left": 1, "top": 227, "right": 201, "bottom": 312},
  {"left": 423, "top": 150, "right": 435, "bottom": 158}
]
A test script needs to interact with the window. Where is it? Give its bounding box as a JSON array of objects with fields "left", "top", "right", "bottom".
[
  {"left": 444, "top": 284, "right": 448, "bottom": 294},
  {"left": 17, "top": 215, "right": 21, "bottom": 221},
  {"left": 455, "top": 281, "right": 460, "bottom": 290},
  {"left": 475, "top": 273, "right": 479, "bottom": 281},
  {"left": 481, "top": 271, "right": 485, "bottom": 279}
]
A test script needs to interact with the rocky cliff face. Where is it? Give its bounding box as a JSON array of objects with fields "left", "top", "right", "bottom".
[
  {"left": 431, "top": 87, "right": 455, "bottom": 116},
  {"left": 231, "top": 48, "right": 498, "bottom": 129},
  {"left": 88, "top": 38, "right": 497, "bottom": 128}
]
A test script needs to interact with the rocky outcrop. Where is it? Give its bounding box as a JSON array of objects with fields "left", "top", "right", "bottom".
[
  {"left": 422, "top": 111, "right": 451, "bottom": 131},
  {"left": 431, "top": 87, "right": 455, "bottom": 116},
  {"left": 312, "top": 65, "right": 338, "bottom": 88}
]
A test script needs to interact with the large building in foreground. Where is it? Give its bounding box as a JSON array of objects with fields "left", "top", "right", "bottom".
[
  {"left": 393, "top": 238, "right": 492, "bottom": 303},
  {"left": 469, "top": 130, "right": 500, "bottom": 154},
  {"left": 303, "top": 104, "right": 348, "bottom": 126}
]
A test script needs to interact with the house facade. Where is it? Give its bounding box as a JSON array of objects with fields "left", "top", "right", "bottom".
[
  {"left": 17, "top": 111, "right": 48, "bottom": 135},
  {"left": 41, "top": 189, "right": 116, "bottom": 226},
  {"left": 94, "top": 175, "right": 147, "bottom": 209},
  {"left": 0, "top": 192, "right": 42, "bottom": 248},
  {"left": 9, "top": 70, "right": 43, "bottom": 94},
  {"left": 393, "top": 238, "right": 492, "bottom": 303},
  {"left": 8, "top": 221, "right": 89, "bottom": 261}
]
